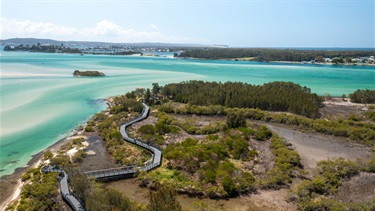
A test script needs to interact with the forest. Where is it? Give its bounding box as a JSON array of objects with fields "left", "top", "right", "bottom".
[
  {"left": 161, "top": 81, "right": 323, "bottom": 118},
  {"left": 178, "top": 48, "right": 375, "bottom": 62}
]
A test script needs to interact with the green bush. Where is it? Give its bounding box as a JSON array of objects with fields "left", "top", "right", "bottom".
[
  {"left": 138, "top": 124, "right": 155, "bottom": 135},
  {"left": 260, "top": 136, "right": 301, "bottom": 189},
  {"left": 254, "top": 126, "right": 272, "bottom": 141},
  {"left": 85, "top": 126, "right": 94, "bottom": 132},
  {"left": 222, "top": 175, "right": 237, "bottom": 196},
  {"left": 43, "top": 151, "right": 53, "bottom": 160}
]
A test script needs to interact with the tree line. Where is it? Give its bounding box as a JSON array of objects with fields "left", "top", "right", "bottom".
[
  {"left": 161, "top": 80, "right": 323, "bottom": 118},
  {"left": 178, "top": 48, "right": 374, "bottom": 62},
  {"left": 4, "top": 44, "right": 82, "bottom": 53},
  {"left": 349, "top": 89, "right": 375, "bottom": 104}
]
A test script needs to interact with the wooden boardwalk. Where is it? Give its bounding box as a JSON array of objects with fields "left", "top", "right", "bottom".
[
  {"left": 42, "top": 166, "right": 85, "bottom": 211},
  {"left": 42, "top": 103, "right": 162, "bottom": 210}
]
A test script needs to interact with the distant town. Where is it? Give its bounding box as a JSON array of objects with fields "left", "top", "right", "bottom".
[{"left": 1, "top": 38, "right": 374, "bottom": 65}]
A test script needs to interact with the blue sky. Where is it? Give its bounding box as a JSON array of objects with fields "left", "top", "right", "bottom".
[{"left": 1, "top": 0, "right": 374, "bottom": 47}]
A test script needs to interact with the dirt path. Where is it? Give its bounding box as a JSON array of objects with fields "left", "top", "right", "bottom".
[{"left": 266, "top": 124, "right": 372, "bottom": 170}]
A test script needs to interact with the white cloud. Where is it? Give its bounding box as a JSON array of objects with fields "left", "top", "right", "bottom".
[
  {"left": 150, "top": 23, "right": 159, "bottom": 30},
  {"left": 0, "top": 17, "right": 207, "bottom": 44}
]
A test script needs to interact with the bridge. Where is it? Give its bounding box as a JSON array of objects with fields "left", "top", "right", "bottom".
[{"left": 42, "top": 103, "right": 162, "bottom": 211}]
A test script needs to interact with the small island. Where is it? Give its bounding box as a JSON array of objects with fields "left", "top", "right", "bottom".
[{"left": 73, "top": 70, "right": 105, "bottom": 77}]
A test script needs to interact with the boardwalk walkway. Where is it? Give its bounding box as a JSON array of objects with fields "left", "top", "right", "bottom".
[
  {"left": 42, "top": 103, "right": 162, "bottom": 210},
  {"left": 42, "top": 166, "right": 85, "bottom": 211}
]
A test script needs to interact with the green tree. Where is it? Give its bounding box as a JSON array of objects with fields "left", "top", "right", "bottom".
[
  {"left": 86, "top": 188, "right": 138, "bottom": 211},
  {"left": 331, "top": 58, "right": 344, "bottom": 64},
  {"left": 315, "top": 56, "right": 324, "bottom": 63},
  {"left": 226, "top": 110, "right": 246, "bottom": 128},
  {"left": 344, "top": 57, "right": 353, "bottom": 63},
  {"left": 222, "top": 175, "right": 237, "bottom": 197},
  {"left": 152, "top": 83, "right": 160, "bottom": 96},
  {"left": 145, "top": 88, "right": 151, "bottom": 104},
  {"left": 69, "top": 172, "right": 93, "bottom": 204}
]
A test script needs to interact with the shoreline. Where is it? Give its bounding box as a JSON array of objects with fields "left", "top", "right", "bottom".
[
  {"left": 179, "top": 56, "right": 375, "bottom": 66},
  {"left": 0, "top": 130, "right": 84, "bottom": 210},
  {"left": 0, "top": 98, "right": 113, "bottom": 210}
]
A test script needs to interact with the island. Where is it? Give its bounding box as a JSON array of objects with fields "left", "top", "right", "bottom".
[{"left": 73, "top": 70, "right": 105, "bottom": 77}]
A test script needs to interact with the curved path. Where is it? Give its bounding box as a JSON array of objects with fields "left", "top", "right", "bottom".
[
  {"left": 42, "top": 166, "right": 85, "bottom": 211},
  {"left": 43, "top": 103, "right": 162, "bottom": 211}
]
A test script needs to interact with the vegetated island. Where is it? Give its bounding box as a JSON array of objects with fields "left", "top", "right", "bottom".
[
  {"left": 176, "top": 48, "right": 375, "bottom": 65},
  {"left": 3, "top": 43, "right": 82, "bottom": 54},
  {"left": 73, "top": 70, "right": 105, "bottom": 77},
  {"left": 3, "top": 81, "right": 375, "bottom": 211}
]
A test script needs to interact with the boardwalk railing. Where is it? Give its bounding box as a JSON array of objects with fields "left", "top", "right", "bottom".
[
  {"left": 42, "top": 103, "right": 162, "bottom": 210},
  {"left": 84, "top": 103, "right": 162, "bottom": 180},
  {"left": 42, "top": 166, "right": 85, "bottom": 211}
]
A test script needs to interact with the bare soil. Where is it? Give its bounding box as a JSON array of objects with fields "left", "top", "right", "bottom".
[
  {"left": 79, "top": 134, "right": 120, "bottom": 172},
  {"left": 266, "top": 124, "right": 372, "bottom": 171},
  {"left": 105, "top": 178, "right": 297, "bottom": 211},
  {"left": 334, "top": 172, "right": 375, "bottom": 203},
  {"left": 320, "top": 98, "right": 370, "bottom": 120},
  {"left": 249, "top": 139, "right": 274, "bottom": 176}
]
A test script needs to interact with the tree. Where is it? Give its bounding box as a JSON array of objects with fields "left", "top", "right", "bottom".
[
  {"left": 315, "top": 56, "right": 324, "bottom": 63},
  {"left": 86, "top": 188, "right": 137, "bottom": 211},
  {"left": 222, "top": 175, "right": 237, "bottom": 197},
  {"left": 344, "top": 57, "right": 353, "bottom": 63},
  {"left": 69, "top": 171, "right": 93, "bottom": 204},
  {"left": 147, "top": 185, "right": 182, "bottom": 211},
  {"left": 331, "top": 58, "right": 344, "bottom": 64},
  {"left": 145, "top": 88, "right": 151, "bottom": 104},
  {"left": 341, "top": 94, "right": 346, "bottom": 101},
  {"left": 152, "top": 83, "right": 160, "bottom": 96},
  {"left": 226, "top": 110, "right": 246, "bottom": 128}
]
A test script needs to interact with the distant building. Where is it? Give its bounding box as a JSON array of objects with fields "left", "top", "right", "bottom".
[{"left": 324, "top": 58, "right": 331, "bottom": 62}]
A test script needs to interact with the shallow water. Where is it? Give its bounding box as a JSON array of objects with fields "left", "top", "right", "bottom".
[{"left": 0, "top": 50, "right": 374, "bottom": 177}]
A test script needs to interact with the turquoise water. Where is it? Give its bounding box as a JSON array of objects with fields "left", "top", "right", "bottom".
[{"left": 1, "top": 50, "right": 374, "bottom": 177}]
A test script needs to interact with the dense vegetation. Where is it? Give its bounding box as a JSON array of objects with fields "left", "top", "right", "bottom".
[
  {"left": 68, "top": 171, "right": 183, "bottom": 211},
  {"left": 111, "top": 51, "right": 142, "bottom": 55},
  {"left": 292, "top": 157, "right": 375, "bottom": 210},
  {"left": 349, "top": 89, "right": 375, "bottom": 104},
  {"left": 73, "top": 70, "right": 105, "bottom": 77},
  {"left": 158, "top": 104, "right": 375, "bottom": 146},
  {"left": 90, "top": 98, "right": 152, "bottom": 166},
  {"left": 4, "top": 44, "right": 82, "bottom": 53},
  {"left": 138, "top": 111, "right": 303, "bottom": 198},
  {"left": 140, "top": 132, "right": 256, "bottom": 198},
  {"left": 5, "top": 168, "right": 60, "bottom": 211},
  {"left": 259, "top": 135, "right": 302, "bottom": 189},
  {"left": 162, "top": 81, "right": 323, "bottom": 118},
  {"left": 178, "top": 48, "right": 375, "bottom": 62}
]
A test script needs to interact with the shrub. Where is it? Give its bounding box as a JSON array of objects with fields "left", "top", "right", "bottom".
[
  {"left": 43, "top": 151, "right": 53, "bottom": 160},
  {"left": 138, "top": 124, "right": 155, "bottom": 135},
  {"left": 147, "top": 185, "right": 182, "bottom": 211},
  {"left": 222, "top": 175, "right": 237, "bottom": 196},
  {"left": 226, "top": 109, "right": 246, "bottom": 128}
]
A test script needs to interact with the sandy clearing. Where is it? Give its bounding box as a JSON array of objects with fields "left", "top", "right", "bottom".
[{"left": 266, "top": 124, "right": 372, "bottom": 170}]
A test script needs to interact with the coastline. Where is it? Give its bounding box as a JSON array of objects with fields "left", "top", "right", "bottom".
[
  {"left": 0, "top": 135, "right": 70, "bottom": 209},
  {"left": 0, "top": 97, "right": 113, "bottom": 210},
  {"left": 179, "top": 56, "right": 375, "bottom": 66}
]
